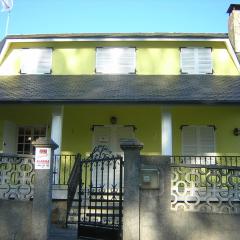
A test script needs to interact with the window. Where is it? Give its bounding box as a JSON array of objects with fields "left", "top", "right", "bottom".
[
  {"left": 96, "top": 47, "right": 136, "bottom": 74},
  {"left": 182, "top": 125, "right": 215, "bottom": 163},
  {"left": 17, "top": 126, "right": 47, "bottom": 155},
  {"left": 20, "top": 48, "right": 52, "bottom": 74},
  {"left": 180, "top": 48, "right": 212, "bottom": 74}
]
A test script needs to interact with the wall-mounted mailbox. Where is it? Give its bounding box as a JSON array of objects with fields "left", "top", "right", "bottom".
[{"left": 140, "top": 166, "right": 160, "bottom": 189}]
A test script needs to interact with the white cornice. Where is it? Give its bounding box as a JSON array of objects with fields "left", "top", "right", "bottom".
[{"left": 2, "top": 37, "right": 229, "bottom": 44}]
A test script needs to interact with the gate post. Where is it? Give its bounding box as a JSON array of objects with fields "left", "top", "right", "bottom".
[
  {"left": 32, "top": 137, "right": 58, "bottom": 240},
  {"left": 120, "top": 139, "right": 143, "bottom": 240}
]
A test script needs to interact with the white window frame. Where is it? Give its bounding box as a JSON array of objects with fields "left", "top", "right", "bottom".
[
  {"left": 20, "top": 48, "right": 52, "bottom": 74},
  {"left": 181, "top": 125, "right": 216, "bottom": 164},
  {"left": 17, "top": 125, "right": 47, "bottom": 155},
  {"left": 96, "top": 47, "right": 136, "bottom": 74},
  {"left": 180, "top": 47, "right": 212, "bottom": 74}
]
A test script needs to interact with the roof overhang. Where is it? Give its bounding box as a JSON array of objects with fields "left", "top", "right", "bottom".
[{"left": 0, "top": 74, "right": 240, "bottom": 105}]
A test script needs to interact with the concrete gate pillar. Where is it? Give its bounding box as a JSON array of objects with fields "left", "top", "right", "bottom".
[
  {"left": 32, "top": 137, "right": 58, "bottom": 240},
  {"left": 120, "top": 139, "right": 143, "bottom": 240}
]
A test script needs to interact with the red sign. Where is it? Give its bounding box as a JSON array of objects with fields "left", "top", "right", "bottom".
[{"left": 35, "top": 147, "right": 51, "bottom": 169}]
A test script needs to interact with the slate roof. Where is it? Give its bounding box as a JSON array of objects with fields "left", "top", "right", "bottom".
[{"left": 0, "top": 75, "right": 239, "bottom": 104}]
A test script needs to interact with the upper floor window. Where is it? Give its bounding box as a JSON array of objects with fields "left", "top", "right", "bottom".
[
  {"left": 20, "top": 48, "right": 52, "bottom": 74},
  {"left": 180, "top": 48, "right": 212, "bottom": 74},
  {"left": 96, "top": 47, "right": 136, "bottom": 74}
]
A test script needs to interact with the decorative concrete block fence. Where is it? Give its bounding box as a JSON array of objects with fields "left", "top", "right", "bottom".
[{"left": 0, "top": 138, "right": 58, "bottom": 240}]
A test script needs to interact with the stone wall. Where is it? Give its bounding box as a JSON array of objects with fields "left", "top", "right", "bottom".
[
  {"left": 51, "top": 200, "right": 67, "bottom": 227},
  {"left": 0, "top": 200, "right": 33, "bottom": 240},
  {"left": 140, "top": 156, "right": 240, "bottom": 240}
]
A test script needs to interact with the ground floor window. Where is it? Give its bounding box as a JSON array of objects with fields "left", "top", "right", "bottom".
[
  {"left": 181, "top": 125, "right": 215, "bottom": 164},
  {"left": 17, "top": 126, "right": 47, "bottom": 154}
]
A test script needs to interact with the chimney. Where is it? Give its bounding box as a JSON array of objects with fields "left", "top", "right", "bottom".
[{"left": 227, "top": 4, "right": 240, "bottom": 53}]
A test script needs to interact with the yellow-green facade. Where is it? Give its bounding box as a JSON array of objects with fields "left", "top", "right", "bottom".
[
  {"left": 0, "top": 104, "right": 239, "bottom": 156},
  {"left": 0, "top": 40, "right": 239, "bottom": 75},
  {"left": 0, "top": 38, "right": 240, "bottom": 156}
]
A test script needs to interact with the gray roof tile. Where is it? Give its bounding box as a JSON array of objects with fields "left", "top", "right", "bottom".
[{"left": 0, "top": 75, "right": 239, "bottom": 104}]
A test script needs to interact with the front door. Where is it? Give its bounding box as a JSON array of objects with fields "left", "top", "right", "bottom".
[
  {"left": 92, "top": 125, "right": 135, "bottom": 186},
  {"left": 92, "top": 125, "right": 135, "bottom": 154}
]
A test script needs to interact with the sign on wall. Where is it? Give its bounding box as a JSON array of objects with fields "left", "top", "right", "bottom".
[{"left": 35, "top": 148, "right": 51, "bottom": 169}]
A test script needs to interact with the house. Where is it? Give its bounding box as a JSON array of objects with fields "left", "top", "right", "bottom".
[
  {"left": 0, "top": 32, "right": 240, "bottom": 158},
  {"left": 1, "top": 3, "right": 240, "bottom": 240}
]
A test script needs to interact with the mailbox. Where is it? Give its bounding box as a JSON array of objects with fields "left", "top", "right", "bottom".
[{"left": 140, "top": 166, "right": 160, "bottom": 189}]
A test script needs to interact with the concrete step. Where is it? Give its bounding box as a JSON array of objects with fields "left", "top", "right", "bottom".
[{"left": 48, "top": 225, "right": 77, "bottom": 240}]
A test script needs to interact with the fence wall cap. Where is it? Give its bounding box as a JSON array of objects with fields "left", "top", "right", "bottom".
[
  {"left": 32, "top": 137, "right": 59, "bottom": 150},
  {"left": 120, "top": 139, "right": 144, "bottom": 150}
]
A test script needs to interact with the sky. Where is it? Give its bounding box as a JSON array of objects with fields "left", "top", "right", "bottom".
[{"left": 0, "top": 0, "right": 237, "bottom": 40}]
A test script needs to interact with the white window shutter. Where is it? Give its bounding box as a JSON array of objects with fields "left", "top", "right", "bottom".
[
  {"left": 180, "top": 48, "right": 196, "bottom": 74},
  {"left": 180, "top": 48, "right": 212, "bottom": 74},
  {"left": 198, "top": 126, "right": 215, "bottom": 154},
  {"left": 96, "top": 47, "right": 136, "bottom": 74},
  {"left": 92, "top": 126, "right": 111, "bottom": 149},
  {"left": 197, "top": 48, "right": 212, "bottom": 74},
  {"left": 116, "top": 126, "right": 135, "bottom": 152},
  {"left": 182, "top": 126, "right": 198, "bottom": 155},
  {"left": 21, "top": 48, "right": 52, "bottom": 74},
  {"left": 182, "top": 125, "right": 215, "bottom": 156},
  {"left": 117, "top": 126, "right": 135, "bottom": 140}
]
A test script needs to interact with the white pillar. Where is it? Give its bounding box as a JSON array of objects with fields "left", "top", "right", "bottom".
[
  {"left": 51, "top": 106, "right": 64, "bottom": 184},
  {"left": 161, "top": 109, "right": 173, "bottom": 155},
  {"left": 51, "top": 106, "right": 64, "bottom": 155}
]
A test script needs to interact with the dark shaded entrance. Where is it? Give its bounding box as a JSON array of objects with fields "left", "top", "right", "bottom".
[{"left": 78, "top": 146, "right": 124, "bottom": 240}]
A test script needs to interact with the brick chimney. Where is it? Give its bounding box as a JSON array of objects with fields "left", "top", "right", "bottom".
[{"left": 227, "top": 4, "right": 240, "bottom": 53}]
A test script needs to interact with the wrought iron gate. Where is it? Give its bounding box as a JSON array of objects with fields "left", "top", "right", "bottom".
[{"left": 78, "top": 146, "right": 124, "bottom": 240}]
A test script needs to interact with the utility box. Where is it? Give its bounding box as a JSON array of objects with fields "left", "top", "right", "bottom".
[{"left": 140, "top": 166, "right": 160, "bottom": 189}]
